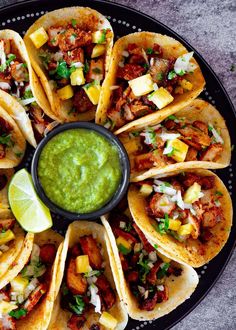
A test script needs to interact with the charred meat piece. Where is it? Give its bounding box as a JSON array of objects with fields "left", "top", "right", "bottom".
[
  {"left": 178, "top": 125, "right": 211, "bottom": 147},
  {"left": 180, "top": 173, "right": 215, "bottom": 190},
  {"left": 39, "top": 244, "right": 56, "bottom": 264},
  {"left": 0, "top": 173, "right": 7, "bottom": 190},
  {"left": 202, "top": 206, "right": 222, "bottom": 228},
  {"left": 0, "top": 218, "right": 15, "bottom": 231},
  {"left": 86, "top": 58, "right": 104, "bottom": 82},
  {"left": 107, "top": 108, "right": 126, "bottom": 128},
  {"left": 71, "top": 244, "right": 82, "bottom": 258},
  {"left": 130, "top": 102, "right": 151, "bottom": 118},
  {"left": 199, "top": 176, "right": 215, "bottom": 190},
  {"left": 96, "top": 275, "right": 116, "bottom": 310},
  {"left": 0, "top": 39, "right": 11, "bottom": 54},
  {"left": 146, "top": 261, "right": 162, "bottom": 285},
  {"left": 127, "top": 43, "right": 144, "bottom": 56},
  {"left": 126, "top": 271, "right": 139, "bottom": 283},
  {"left": 163, "top": 119, "right": 179, "bottom": 130},
  {"left": 10, "top": 61, "right": 29, "bottom": 82},
  {"left": 113, "top": 228, "right": 138, "bottom": 244},
  {"left": 22, "top": 283, "right": 47, "bottom": 316},
  {"left": 58, "top": 28, "right": 92, "bottom": 52},
  {"left": 134, "top": 153, "right": 154, "bottom": 171},
  {"left": 148, "top": 58, "right": 169, "bottom": 84},
  {"left": 200, "top": 228, "right": 213, "bottom": 242},
  {"left": 0, "top": 144, "right": 6, "bottom": 159},
  {"left": 67, "top": 315, "right": 86, "bottom": 330},
  {"left": 63, "top": 48, "right": 84, "bottom": 66},
  {"left": 132, "top": 223, "right": 154, "bottom": 253},
  {"left": 0, "top": 72, "right": 12, "bottom": 86},
  {"left": 192, "top": 121, "right": 208, "bottom": 135},
  {"left": 139, "top": 292, "right": 158, "bottom": 311},
  {"left": 47, "top": 26, "right": 64, "bottom": 47},
  {"left": 200, "top": 143, "right": 224, "bottom": 162},
  {"left": 185, "top": 147, "right": 198, "bottom": 161},
  {"left": 66, "top": 258, "right": 87, "bottom": 295},
  {"left": 73, "top": 89, "right": 96, "bottom": 113},
  {"left": 117, "top": 64, "right": 145, "bottom": 80},
  {"left": 80, "top": 235, "right": 103, "bottom": 269},
  {"left": 0, "top": 117, "right": 12, "bottom": 134},
  {"left": 187, "top": 213, "right": 201, "bottom": 239},
  {"left": 119, "top": 253, "right": 129, "bottom": 272},
  {"left": 0, "top": 315, "right": 16, "bottom": 329},
  {"left": 149, "top": 193, "right": 176, "bottom": 217},
  {"left": 90, "top": 324, "right": 100, "bottom": 330},
  {"left": 129, "top": 54, "right": 146, "bottom": 65}
]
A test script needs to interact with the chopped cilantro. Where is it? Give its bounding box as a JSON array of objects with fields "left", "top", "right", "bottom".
[
  {"left": 68, "top": 107, "right": 77, "bottom": 115},
  {"left": 137, "top": 256, "right": 150, "bottom": 282},
  {"left": 97, "top": 30, "right": 107, "bottom": 44},
  {"left": 124, "top": 222, "right": 132, "bottom": 232},
  {"left": 215, "top": 191, "right": 223, "bottom": 197},
  {"left": 6, "top": 54, "right": 16, "bottom": 66},
  {"left": 61, "top": 282, "right": 69, "bottom": 296},
  {"left": 157, "top": 262, "right": 170, "bottom": 279},
  {"left": 153, "top": 244, "right": 158, "bottom": 250},
  {"left": 83, "top": 60, "right": 89, "bottom": 74},
  {"left": 129, "top": 131, "right": 140, "bottom": 137},
  {"left": 167, "top": 115, "right": 177, "bottom": 120},
  {"left": 0, "top": 134, "right": 12, "bottom": 147},
  {"left": 23, "top": 89, "right": 34, "bottom": 99},
  {"left": 167, "top": 70, "right": 177, "bottom": 80},
  {"left": 84, "top": 270, "right": 101, "bottom": 278},
  {"left": 156, "top": 72, "right": 163, "bottom": 81},
  {"left": 157, "top": 214, "right": 169, "bottom": 234},
  {"left": 208, "top": 124, "right": 213, "bottom": 131},
  {"left": 69, "top": 295, "right": 85, "bottom": 315},
  {"left": 146, "top": 48, "right": 153, "bottom": 54},
  {"left": 9, "top": 309, "right": 27, "bottom": 319},
  {"left": 51, "top": 38, "right": 56, "bottom": 44},
  {"left": 178, "top": 69, "right": 186, "bottom": 76},
  {"left": 0, "top": 64, "right": 6, "bottom": 72},
  {"left": 92, "top": 67, "right": 102, "bottom": 74},
  {"left": 15, "top": 152, "right": 23, "bottom": 158},
  {"left": 22, "top": 63, "right": 28, "bottom": 68},
  {"left": 143, "top": 63, "right": 149, "bottom": 69},
  {"left": 118, "top": 244, "right": 131, "bottom": 255},
  {"left": 54, "top": 61, "right": 75, "bottom": 79},
  {"left": 71, "top": 18, "right": 77, "bottom": 28}
]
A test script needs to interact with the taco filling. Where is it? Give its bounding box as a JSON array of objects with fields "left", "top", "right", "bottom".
[
  {"left": 120, "top": 114, "right": 224, "bottom": 173},
  {"left": 136, "top": 172, "right": 224, "bottom": 242},
  {"left": 0, "top": 117, "right": 15, "bottom": 160},
  {"left": 0, "top": 215, "right": 17, "bottom": 257},
  {"left": 60, "top": 234, "right": 118, "bottom": 330},
  {"left": 108, "top": 203, "right": 183, "bottom": 311},
  {"left": 0, "top": 242, "right": 56, "bottom": 329},
  {"left": 0, "top": 37, "right": 55, "bottom": 140},
  {"left": 105, "top": 43, "right": 197, "bottom": 130},
  {"left": 29, "top": 20, "right": 112, "bottom": 117}
]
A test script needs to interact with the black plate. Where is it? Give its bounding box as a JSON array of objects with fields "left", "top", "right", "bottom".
[{"left": 0, "top": 0, "right": 235, "bottom": 329}]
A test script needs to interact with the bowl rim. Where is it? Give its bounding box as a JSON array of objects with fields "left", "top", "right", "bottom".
[{"left": 31, "top": 122, "right": 130, "bottom": 220}]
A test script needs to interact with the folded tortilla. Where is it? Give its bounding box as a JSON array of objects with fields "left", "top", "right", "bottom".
[
  {"left": 118, "top": 99, "right": 231, "bottom": 182},
  {"left": 95, "top": 31, "right": 205, "bottom": 134},
  {"left": 0, "top": 106, "right": 26, "bottom": 168},
  {"left": 101, "top": 214, "right": 198, "bottom": 320},
  {"left": 24, "top": 7, "right": 114, "bottom": 122},
  {"left": 128, "top": 169, "right": 232, "bottom": 267},
  {"left": 48, "top": 221, "right": 128, "bottom": 330}
]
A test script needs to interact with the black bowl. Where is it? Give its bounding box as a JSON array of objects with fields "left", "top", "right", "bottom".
[{"left": 31, "top": 122, "right": 130, "bottom": 220}]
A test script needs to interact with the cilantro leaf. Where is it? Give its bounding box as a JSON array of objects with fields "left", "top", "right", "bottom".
[
  {"left": 69, "top": 295, "right": 85, "bottom": 315},
  {"left": 6, "top": 54, "right": 16, "bottom": 66},
  {"left": 9, "top": 309, "right": 27, "bottom": 319},
  {"left": 146, "top": 48, "right": 153, "bottom": 55},
  {"left": 168, "top": 70, "right": 177, "bottom": 80},
  {"left": 157, "top": 262, "right": 170, "bottom": 279},
  {"left": 118, "top": 244, "right": 131, "bottom": 255},
  {"left": 71, "top": 19, "right": 77, "bottom": 28},
  {"left": 83, "top": 60, "right": 89, "bottom": 74},
  {"left": 0, "top": 134, "right": 12, "bottom": 147}
]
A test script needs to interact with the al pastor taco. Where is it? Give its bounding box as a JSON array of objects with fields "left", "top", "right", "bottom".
[
  {"left": 48, "top": 221, "right": 128, "bottom": 330},
  {"left": 101, "top": 199, "right": 199, "bottom": 320},
  {"left": 0, "top": 106, "right": 25, "bottom": 168},
  {"left": 118, "top": 99, "right": 231, "bottom": 181},
  {"left": 95, "top": 32, "right": 205, "bottom": 134},
  {"left": 0, "top": 29, "right": 59, "bottom": 146},
  {"left": 128, "top": 169, "right": 232, "bottom": 267},
  {"left": 0, "top": 169, "right": 14, "bottom": 209},
  {"left": 24, "top": 7, "right": 114, "bottom": 122},
  {"left": 0, "top": 229, "right": 63, "bottom": 330}
]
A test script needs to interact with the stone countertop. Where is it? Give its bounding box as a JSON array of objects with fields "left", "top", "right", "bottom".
[{"left": 0, "top": 0, "right": 235, "bottom": 329}]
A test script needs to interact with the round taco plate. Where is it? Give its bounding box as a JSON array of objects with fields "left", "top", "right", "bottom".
[{"left": 0, "top": 0, "right": 235, "bottom": 329}]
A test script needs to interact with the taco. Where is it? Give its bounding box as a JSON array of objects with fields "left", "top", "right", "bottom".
[
  {"left": 128, "top": 169, "right": 232, "bottom": 267},
  {"left": 0, "top": 169, "right": 14, "bottom": 209},
  {"left": 0, "top": 229, "right": 63, "bottom": 330},
  {"left": 95, "top": 31, "right": 205, "bottom": 134},
  {"left": 0, "top": 29, "right": 59, "bottom": 146},
  {"left": 101, "top": 198, "right": 198, "bottom": 320},
  {"left": 118, "top": 99, "right": 231, "bottom": 181},
  {"left": 48, "top": 221, "right": 128, "bottom": 330},
  {"left": 0, "top": 106, "right": 26, "bottom": 168},
  {"left": 24, "top": 7, "right": 114, "bottom": 122}
]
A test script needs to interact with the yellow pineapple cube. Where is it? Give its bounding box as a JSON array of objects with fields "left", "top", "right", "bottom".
[
  {"left": 168, "top": 219, "right": 182, "bottom": 231},
  {"left": 75, "top": 255, "right": 90, "bottom": 274},
  {"left": 99, "top": 312, "right": 118, "bottom": 329},
  {"left": 128, "top": 74, "right": 154, "bottom": 97},
  {"left": 177, "top": 223, "right": 193, "bottom": 236},
  {"left": 166, "top": 138, "right": 189, "bottom": 162},
  {"left": 140, "top": 184, "right": 153, "bottom": 197},
  {"left": 124, "top": 139, "right": 140, "bottom": 154},
  {"left": 29, "top": 27, "right": 49, "bottom": 49},
  {"left": 0, "top": 229, "right": 15, "bottom": 245},
  {"left": 10, "top": 275, "right": 29, "bottom": 294},
  {"left": 0, "top": 301, "right": 17, "bottom": 315},
  {"left": 91, "top": 44, "right": 106, "bottom": 58},
  {"left": 92, "top": 30, "right": 106, "bottom": 44},
  {"left": 70, "top": 68, "right": 85, "bottom": 86},
  {"left": 148, "top": 87, "right": 174, "bottom": 109},
  {"left": 83, "top": 83, "right": 101, "bottom": 105},
  {"left": 57, "top": 85, "right": 74, "bottom": 100},
  {"left": 183, "top": 182, "right": 201, "bottom": 204},
  {"left": 180, "top": 79, "right": 193, "bottom": 91},
  {"left": 116, "top": 236, "right": 131, "bottom": 251}
]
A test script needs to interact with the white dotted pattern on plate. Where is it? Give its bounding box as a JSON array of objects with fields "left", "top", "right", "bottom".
[{"left": 2, "top": 11, "right": 234, "bottom": 329}]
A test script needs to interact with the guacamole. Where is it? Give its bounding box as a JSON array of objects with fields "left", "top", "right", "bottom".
[{"left": 38, "top": 129, "right": 122, "bottom": 213}]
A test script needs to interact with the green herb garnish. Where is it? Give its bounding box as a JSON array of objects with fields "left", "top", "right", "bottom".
[
  {"left": 6, "top": 54, "right": 16, "bottom": 66},
  {"left": 146, "top": 48, "right": 153, "bottom": 54},
  {"left": 167, "top": 70, "right": 177, "bottom": 80},
  {"left": 69, "top": 295, "right": 85, "bottom": 315},
  {"left": 9, "top": 309, "right": 27, "bottom": 319},
  {"left": 71, "top": 19, "right": 77, "bottom": 28},
  {"left": 157, "top": 262, "right": 170, "bottom": 279},
  {"left": 118, "top": 244, "right": 131, "bottom": 255}
]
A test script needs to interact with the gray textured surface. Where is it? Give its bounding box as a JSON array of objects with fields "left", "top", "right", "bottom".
[{"left": 0, "top": 0, "right": 235, "bottom": 329}]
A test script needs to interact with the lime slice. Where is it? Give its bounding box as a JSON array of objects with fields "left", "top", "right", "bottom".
[{"left": 8, "top": 168, "right": 52, "bottom": 233}]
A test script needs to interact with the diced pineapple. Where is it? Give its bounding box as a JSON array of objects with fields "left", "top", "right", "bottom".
[
  {"left": 128, "top": 74, "right": 154, "bottom": 97},
  {"left": 166, "top": 138, "right": 189, "bottom": 162},
  {"left": 157, "top": 251, "right": 171, "bottom": 263},
  {"left": 75, "top": 255, "right": 90, "bottom": 274},
  {"left": 92, "top": 30, "right": 106, "bottom": 44},
  {"left": 0, "top": 229, "right": 15, "bottom": 245},
  {"left": 116, "top": 236, "right": 131, "bottom": 251},
  {"left": 83, "top": 83, "right": 101, "bottom": 105},
  {"left": 124, "top": 139, "right": 140, "bottom": 154},
  {"left": 10, "top": 275, "right": 29, "bottom": 294},
  {"left": 179, "top": 79, "right": 193, "bottom": 91},
  {"left": 0, "top": 301, "right": 17, "bottom": 315},
  {"left": 91, "top": 44, "right": 106, "bottom": 58},
  {"left": 99, "top": 312, "right": 118, "bottom": 329},
  {"left": 168, "top": 219, "right": 181, "bottom": 231},
  {"left": 177, "top": 223, "right": 193, "bottom": 236},
  {"left": 57, "top": 85, "right": 74, "bottom": 100},
  {"left": 148, "top": 87, "right": 174, "bottom": 109},
  {"left": 70, "top": 68, "right": 85, "bottom": 86},
  {"left": 29, "top": 27, "right": 49, "bottom": 49},
  {"left": 183, "top": 182, "right": 201, "bottom": 204},
  {"left": 140, "top": 184, "right": 153, "bottom": 197}
]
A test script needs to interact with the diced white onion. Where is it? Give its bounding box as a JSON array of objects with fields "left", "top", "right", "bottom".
[
  {"left": 158, "top": 131, "right": 180, "bottom": 141},
  {"left": 71, "top": 61, "right": 84, "bottom": 68},
  {"left": 147, "top": 262, "right": 154, "bottom": 268},
  {"left": 209, "top": 124, "right": 224, "bottom": 144},
  {"left": 153, "top": 83, "right": 158, "bottom": 91},
  {"left": 89, "top": 284, "right": 101, "bottom": 314},
  {"left": 157, "top": 285, "right": 164, "bottom": 291},
  {"left": 19, "top": 82, "right": 24, "bottom": 87},
  {"left": 144, "top": 290, "right": 149, "bottom": 299},
  {"left": 151, "top": 124, "right": 161, "bottom": 131},
  {"left": 138, "top": 286, "right": 145, "bottom": 295},
  {"left": 174, "top": 51, "right": 197, "bottom": 75},
  {"left": 87, "top": 276, "right": 98, "bottom": 285},
  {"left": 118, "top": 61, "right": 125, "bottom": 67},
  {"left": 163, "top": 144, "right": 173, "bottom": 155},
  {"left": 122, "top": 50, "right": 129, "bottom": 57},
  {"left": 119, "top": 221, "right": 126, "bottom": 229},
  {"left": 215, "top": 200, "right": 221, "bottom": 207},
  {"left": 153, "top": 183, "right": 177, "bottom": 196},
  {"left": 149, "top": 251, "right": 157, "bottom": 262},
  {"left": 134, "top": 243, "right": 142, "bottom": 253},
  {"left": 104, "top": 121, "right": 111, "bottom": 129},
  {"left": 20, "top": 97, "right": 36, "bottom": 106},
  {"left": 53, "top": 51, "right": 63, "bottom": 62},
  {"left": 0, "top": 82, "right": 11, "bottom": 90}
]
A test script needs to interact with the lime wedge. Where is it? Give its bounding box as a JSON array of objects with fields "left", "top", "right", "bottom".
[{"left": 8, "top": 168, "right": 52, "bottom": 233}]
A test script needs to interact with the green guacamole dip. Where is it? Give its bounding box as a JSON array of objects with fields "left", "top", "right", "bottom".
[{"left": 38, "top": 129, "right": 122, "bottom": 213}]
